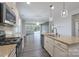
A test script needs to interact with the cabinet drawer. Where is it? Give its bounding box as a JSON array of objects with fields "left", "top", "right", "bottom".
[
  {"left": 69, "top": 44, "right": 79, "bottom": 57},
  {"left": 44, "top": 39, "right": 53, "bottom": 50},
  {"left": 44, "top": 37, "right": 54, "bottom": 56},
  {"left": 48, "top": 37, "right": 54, "bottom": 45},
  {"left": 54, "top": 46, "right": 67, "bottom": 57},
  {"left": 48, "top": 46, "right": 53, "bottom": 56},
  {"left": 44, "top": 43, "right": 49, "bottom": 52},
  {"left": 44, "top": 36, "right": 54, "bottom": 45},
  {"left": 44, "top": 42, "right": 53, "bottom": 56},
  {"left": 55, "top": 40, "right": 68, "bottom": 50}
]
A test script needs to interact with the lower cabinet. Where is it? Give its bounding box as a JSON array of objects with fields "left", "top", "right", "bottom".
[
  {"left": 9, "top": 48, "right": 16, "bottom": 57},
  {"left": 54, "top": 46, "right": 67, "bottom": 57},
  {"left": 68, "top": 44, "right": 79, "bottom": 57},
  {"left": 44, "top": 36, "right": 68, "bottom": 57},
  {"left": 44, "top": 36, "right": 79, "bottom": 57},
  {"left": 44, "top": 36, "right": 54, "bottom": 56}
]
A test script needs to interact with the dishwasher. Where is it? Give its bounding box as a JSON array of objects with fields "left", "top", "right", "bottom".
[{"left": 16, "top": 38, "right": 22, "bottom": 57}]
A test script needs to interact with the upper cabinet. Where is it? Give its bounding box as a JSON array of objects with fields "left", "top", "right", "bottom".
[
  {"left": 5, "top": 2, "right": 16, "bottom": 13},
  {"left": 0, "top": 3, "right": 16, "bottom": 26}
]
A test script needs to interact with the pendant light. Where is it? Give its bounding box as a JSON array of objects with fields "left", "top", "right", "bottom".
[
  {"left": 61, "top": 2, "right": 68, "bottom": 17},
  {"left": 50, "top": 4, "right": 54, "bottom": 10},
  {"left": 49, "top": 4, "right": 54, "bottom": 22},
  {"left": 49, "top": 4, "right": 54, "bottom": 33}
]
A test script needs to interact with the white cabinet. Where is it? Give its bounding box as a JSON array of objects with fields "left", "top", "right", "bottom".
[
  {"left": 44, "top": 36, "right": 54, "bottom": 56},
  {"left": 44, "top": 36, "right": 79, "bottom": 57},
  {"left": 68, "top": 44, "right": 79, "bottom": 57},
  {"left": 54, "top": 46, "right": 67, "bottom": 57},
  {"left": 44, "top": 36, "right": 68, "bottom": 57},
  {"left": 54, "top": 40, "right": 68, "bottom": 57},
  {"left": 55, "top": 40, "right": 68, "bottom": 49}
]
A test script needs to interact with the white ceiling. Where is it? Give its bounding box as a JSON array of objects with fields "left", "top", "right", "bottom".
[{"left": 16, "top": 2, "right": 79, "bottom": 24}]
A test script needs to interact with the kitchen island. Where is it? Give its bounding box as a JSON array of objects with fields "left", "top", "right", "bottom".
[
  {"left": 44, "top": 33, "right": 79, "bottom": 57},
  {"left": 0, "top": 44, "right": 16, "bottom": 57}
]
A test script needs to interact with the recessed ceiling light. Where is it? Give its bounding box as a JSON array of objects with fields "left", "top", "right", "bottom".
[
  {"left": 27, "top": 1, "right": 30, "bottom": 4},
  {"left": 36, "top": 22, "right": 40, "bottom": 26}
]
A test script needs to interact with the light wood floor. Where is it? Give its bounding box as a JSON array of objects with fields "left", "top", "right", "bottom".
[{"left": 20, "top": 32, "right": 50, "bottom": 57}]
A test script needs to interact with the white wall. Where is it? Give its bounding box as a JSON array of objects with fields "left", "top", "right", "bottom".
[
  {"left": 41, "top": 22, "right": 49, "bottom": 34},
  {"left": 53, "top": 15, "right": 71, "bottom": 36},
  {"left": 53, "top": 9, "right": 79, "bottom": 36}
]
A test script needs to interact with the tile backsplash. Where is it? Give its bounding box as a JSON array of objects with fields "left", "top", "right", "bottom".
[{"left": 0, "top": 25, "right": 14, "bottom": 35}]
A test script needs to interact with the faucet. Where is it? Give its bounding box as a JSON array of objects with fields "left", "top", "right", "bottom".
[
  {"left": 52, "top": 27, "right": 59, "bottom": 36},
  {"left": 54, "top": 27, "right": 58, "bottom": 35}
]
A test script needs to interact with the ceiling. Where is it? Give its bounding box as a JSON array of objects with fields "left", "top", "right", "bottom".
[{"left": 16, "top": 2, "right": 79, "bottom": 24}]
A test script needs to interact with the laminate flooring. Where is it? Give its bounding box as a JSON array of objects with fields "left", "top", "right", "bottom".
[{"left": 20, "top": 32, "right": 50, "bottom": 57}]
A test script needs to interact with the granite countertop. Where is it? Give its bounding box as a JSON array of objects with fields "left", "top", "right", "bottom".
[
  {"left": 6, "top": 35, "right": 20, "bottom": 38},
  {"left": 44, "top": 33, "right": 79, "bottom": 45},
  {"left": 5, "top": 34, "right": 21, "bottom": 38},
  {"left": 0, "top": 44, "right": 16, "bottom": 57}
]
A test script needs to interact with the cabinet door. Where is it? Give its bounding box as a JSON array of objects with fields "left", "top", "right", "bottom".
[
  {"left": 69, "top": 44, "right": 79, "bottom": 57},
  {"left": 55, "top": 40, "right": 68, "bottom": 50},
  {"left": 44, "top": 36, "right": 54, "bottom": 56},
  {"left": 47, "top": 45, "right": 53, "bottom": 56},
  {"left": 44, "top": 42, "right": 49, "bottom": 53},
  {"left": 44, "top": 36, "right": 50, "bottom": 53},
  {"left": 9, "top": 48, "right": 16, "bottom": 57},
  {"left": 54, "top": 46, "right": 67, "bottom": 57}
]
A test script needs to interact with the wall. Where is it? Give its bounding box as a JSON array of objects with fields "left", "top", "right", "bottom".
[
  {"left": 53, "top": 15, "right": 71, "bottom": 36},
  {"left": 72, "top": 14, "right": 79, "bottom": 36},
  {"left": 71, "top": 9, "right": 79, "bottom": 36},
  {"left": 41, "top": 22, "right": 49, "bottom": 34},
  {"left": 0, "top": 25, "right": 14, "bottom": 35},
  {"left": 21, "top": 20, "right": 26, "bottom": 37},
  {"left": 52, "top": 9, "right": 79, "bottom": 36}
]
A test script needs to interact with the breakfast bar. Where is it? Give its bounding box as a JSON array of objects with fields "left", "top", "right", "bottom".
[{"left": 44, "top": 33, "right": 79, "bottom": 57}]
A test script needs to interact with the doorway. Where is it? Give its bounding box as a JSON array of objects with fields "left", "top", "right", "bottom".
[{"left": 72, "top": 14, "right": 79, "bottom": 36}]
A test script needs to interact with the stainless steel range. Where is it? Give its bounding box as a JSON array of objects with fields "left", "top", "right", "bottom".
[
  {"left": 0, "top": 30, "right": 22, "bottom": 57},
  {"left": 0, "top": 30, "right": 5, "bottom": 41}
]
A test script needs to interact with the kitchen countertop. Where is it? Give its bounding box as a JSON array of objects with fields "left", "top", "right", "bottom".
[
  {"left": 6, "top": 36, "right": 20, "bottom": 38},
  {"left": 0, "top": 44, "right": 16, "bottom": 57},
  {"left": 44, "top": 33, "right": 79, "bottom": 45},
  {"left": 5, "top": 34, "right": 21, "bottom": 38}
]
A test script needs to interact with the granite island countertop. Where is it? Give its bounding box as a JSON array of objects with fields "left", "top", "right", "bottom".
[
  {"left": 0, "top": 44, "right": 16, "bottom": 57},
  {"left": 44, "top": 33, "right": 79, "bottom": 45}
]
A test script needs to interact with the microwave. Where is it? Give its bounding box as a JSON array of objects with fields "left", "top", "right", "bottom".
[{"left": 0, "top": 3, "right": 16, "bottom": 25}]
